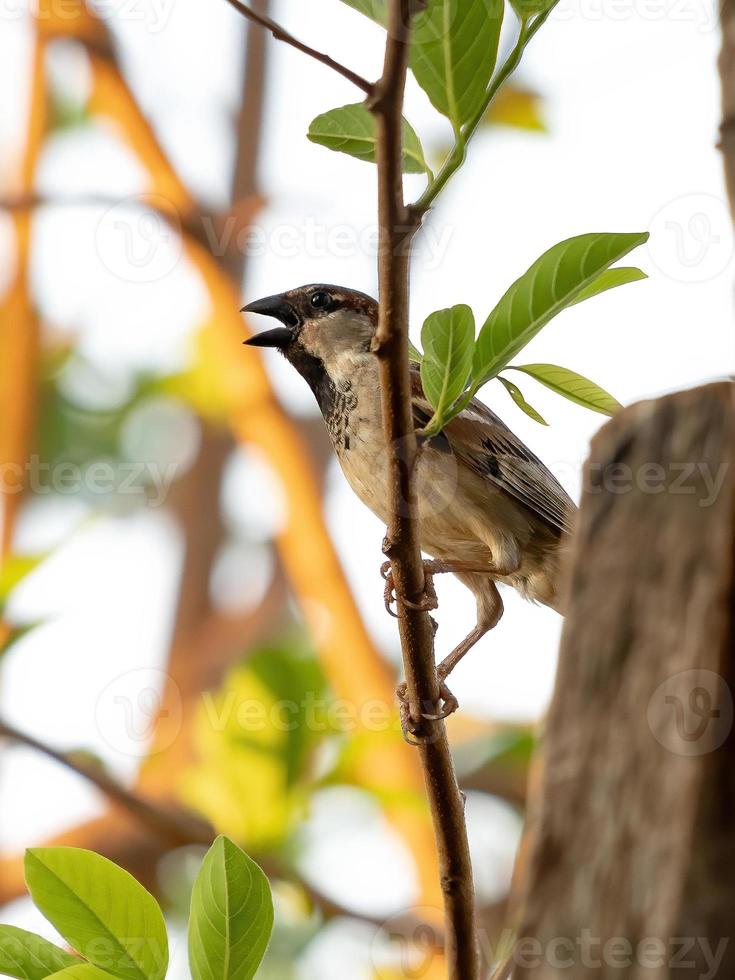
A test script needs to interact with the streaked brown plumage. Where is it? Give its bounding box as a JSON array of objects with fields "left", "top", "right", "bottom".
[{"left": 243, "top": 284, "right": 576, "bottom": 720}]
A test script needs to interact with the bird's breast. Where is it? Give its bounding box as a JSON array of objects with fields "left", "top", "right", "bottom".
[
  {"left": 330, "top": 388, "right": 390, "bottom": 519},
  {"left": 323, "top": 384, "right": 359, "bottom": 452}
]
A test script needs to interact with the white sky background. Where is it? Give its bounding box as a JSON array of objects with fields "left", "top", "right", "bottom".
[{"left": 1, "top": 0, "right": 734, "bottom": 972}]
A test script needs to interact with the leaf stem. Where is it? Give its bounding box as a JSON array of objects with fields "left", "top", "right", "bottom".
[{"left": 414, "top": 7, "right": 556, "bottom": 213}]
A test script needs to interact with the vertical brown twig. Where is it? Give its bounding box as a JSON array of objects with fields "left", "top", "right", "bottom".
[{"left": 369, "top": 2, "right": 480, "bottom": 975}]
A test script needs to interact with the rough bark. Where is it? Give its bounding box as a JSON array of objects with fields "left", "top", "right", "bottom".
[
  {"left": 720, "top": 0, "right": 735, "bottom": 221},
  {"left": 514, "top": 382, "right": 735, "bottom": 980}
]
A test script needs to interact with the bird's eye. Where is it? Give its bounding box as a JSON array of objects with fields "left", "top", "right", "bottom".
[{"left": 310, "top": 291, "right": 331, "bottom": 310}]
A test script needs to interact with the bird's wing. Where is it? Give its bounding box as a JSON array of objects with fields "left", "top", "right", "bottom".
[{"left": 410, "top": 368, "right": 576, "bottom": 535}]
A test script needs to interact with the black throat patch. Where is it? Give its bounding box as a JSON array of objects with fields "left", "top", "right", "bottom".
[{"left": 285, "top": 343, "right": 356, "bottom": 449}]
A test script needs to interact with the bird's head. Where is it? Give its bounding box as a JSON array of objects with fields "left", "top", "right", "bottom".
[{"left": 242, "top": 284, "right": 378, "bottom": 375}]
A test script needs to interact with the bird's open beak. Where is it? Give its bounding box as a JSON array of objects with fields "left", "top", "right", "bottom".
[{"left": 241, "top": 293, "right": 298, "bottom": 348}]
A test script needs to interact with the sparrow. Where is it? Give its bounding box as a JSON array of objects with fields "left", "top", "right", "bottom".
[{"left": 243, "top": 284, "right": 576, "bottom": 728}]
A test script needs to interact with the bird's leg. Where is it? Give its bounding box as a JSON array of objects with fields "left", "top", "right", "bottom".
[
  {"left": 427, "top": 580, "right": 504, "bottom": 720},
  {"left": 397, "top": 622, "right": 492, "bottom": 731},
  {"left": 429, "top": 622, "right": 494, "bottom": 719},
  {"left": 396, "top": 577, "right": 504, "bottom": 731},
  {"left": 382, "top": 556, "right": 516, "bottom": 618},
  {"left": 387, "top": 560, "right": 509, "bottom": 739},
  {"left": 421, "top": 558, "right": 520, "bottom": 578}
]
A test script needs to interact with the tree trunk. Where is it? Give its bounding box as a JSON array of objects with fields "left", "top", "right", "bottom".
[
  {"left": 513, "top": 382, "right": 735, "bottom": 980},
  {"left": 720, "top": 0, "right": 735, "bottom": 221}
]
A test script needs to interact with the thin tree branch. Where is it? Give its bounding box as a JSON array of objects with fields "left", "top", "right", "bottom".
[
  {"left": 369, "top": 1, "right": 480, "bottom": 975},
  {"left": 219, "top": 0, "right": 374, "bottom": 95},
  {"left": 0, "top": 717, "right": 214, "bottom": 846}
]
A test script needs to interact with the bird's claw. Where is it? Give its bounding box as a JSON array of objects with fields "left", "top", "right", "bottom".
[
  {"left": 396, "top": 682, "right": 428, "bottom": 744},
  {"left": 395, "top": 676, "right": 460, "bottom": 743},
  {"left": 381, "top": 560, "right": 440, "bottom": 618},
  {"left": 420, "top": 679, "right": 459, "bottom": 720},
  {"left": 381, "top": 561, "right": 399, "bottom": 618}
]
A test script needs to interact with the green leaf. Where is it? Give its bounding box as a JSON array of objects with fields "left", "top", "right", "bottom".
[
  {"left": 182, "top": 640, "right": 325, "bottom": 847},
  {"left": 472, "top": 232, "right": 649, "bottom": 386},
  {"left": 411, "top": 0, "right": 504, "bottom": 131},
  {"left": 340, "top": 0, "right": 507, "bottom": 133},
  {"left": 419, "top": 305, "right": 475, "bottom": 429},
  {"left": 497, "top": 376, "right": 548, "bottom": 425},
  {"left": 570, "top": 266, "right": 647, "bottom": 306},
  {"left": 188, "top": 836, "right": 274, "bottom": 980},
  {"left": 47, "top": 968, "right": 118, "bottom": 980},
  {"left": 510, "top": 0, "right": 559, "bottom": 17},
  {"left": 245, "top": 642, "right": 327, "bottom": 788},
  {"left": 307, "top": 103, "right": 430, "bottom": 175},
  {"left": 339, "top": 0, "right": 387, "bottom": 21},
  {"left": 24, "top": 848, "right": 168, "bottom": 980},
  {"left": 408, "top": 339, "right": 423, "bottom": 364},
  {"left": 508, "top": 363, "right": 621, "bottom": 416},
  {"left": 0, "top": 925, "right": 78, "bottom": 980}
]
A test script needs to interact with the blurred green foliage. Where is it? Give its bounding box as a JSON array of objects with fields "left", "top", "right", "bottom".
[{"left": 182, "top": 642, "right": 333, "bottom": 850}]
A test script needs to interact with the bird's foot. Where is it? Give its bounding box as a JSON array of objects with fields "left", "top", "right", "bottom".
[
  {"left": 381, "top": 561, "right": 439, "bottom": 618},
  {"left": 395, "top": 675, "right": 459, "bottom": 744}
]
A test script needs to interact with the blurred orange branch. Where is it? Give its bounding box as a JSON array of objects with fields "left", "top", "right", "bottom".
[
  {"left": 0, "top": 37, "right": 46, "bottom": 559},
  {"left": 1, "top": 0, "right": 444, "bottom": 927},
  {"left": 79, "top": 7, "right": 443, "bottom": 909}
]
